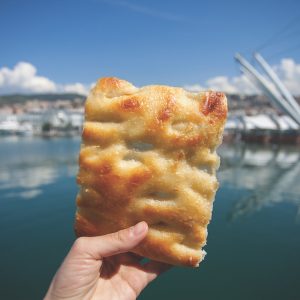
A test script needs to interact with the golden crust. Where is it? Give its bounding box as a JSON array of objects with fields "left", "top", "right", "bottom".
[{"left": 75, "top": 77, "right": 227, "bottom": 267}]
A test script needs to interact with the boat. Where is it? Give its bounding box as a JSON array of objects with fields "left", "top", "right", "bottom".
[{"left": 0, "top": 115, "right": 33, "bottom": 136}]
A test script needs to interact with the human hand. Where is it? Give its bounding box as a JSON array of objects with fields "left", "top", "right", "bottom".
[{"left": 44, "top": 222, "right": 170, "bottom": 300}]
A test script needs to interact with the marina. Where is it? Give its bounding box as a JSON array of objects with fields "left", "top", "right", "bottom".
[
  {"left": 1, "top": 53, "right": 299, "bottom": 142},
  {"left": 224, "top": 113, "right": 300, "bottom": 144},
  {"left": 1, "top": 1, "right": 300, "bottom": 299}
]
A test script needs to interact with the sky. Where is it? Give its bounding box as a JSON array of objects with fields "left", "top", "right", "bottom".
[{"left": 0, "top": 0, "right": 300, "bottom": 95}]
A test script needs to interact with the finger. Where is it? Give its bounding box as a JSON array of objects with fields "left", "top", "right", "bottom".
[{"left": 73, "top": 222, "right": 148, "bottom": 259}]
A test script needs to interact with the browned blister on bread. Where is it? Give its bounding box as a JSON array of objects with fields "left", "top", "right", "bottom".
[{"left": 75, "top": 77, "right": 227, "bottom": 267}]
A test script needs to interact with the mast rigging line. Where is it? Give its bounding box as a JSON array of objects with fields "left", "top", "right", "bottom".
[
  {"left": 267, "top": 42, "right": 300, "bottom": 60},
  {"left": 255, "top": 15, "right": 300, "bottom": 52}
]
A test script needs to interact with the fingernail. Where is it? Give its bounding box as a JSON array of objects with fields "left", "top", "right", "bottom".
[{"left": 133, "top": 222, "right": 147, "bottom": 236}]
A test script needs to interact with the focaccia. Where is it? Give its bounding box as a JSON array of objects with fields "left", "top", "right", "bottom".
[{"left": 75, "top": 77, "right": 227, "bottom": 267}]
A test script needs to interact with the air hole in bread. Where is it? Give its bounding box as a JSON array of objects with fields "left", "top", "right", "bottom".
[
  {"left": 147, "top": 191, "right": 176, "bottom": 200},
  {"left": 197, "top": 163, "right": 213, "bottom": 174},
  {"left": 152, "top": 221, "right": 168, "bottom": 228},
  {"left": 123, "top": 152, "right": 142, "bottom": 162},
  {"left": 89, "top": 113, "right": 124, "bottom": 123},
  {"left": 128, "top": 141, "right": 154, "bottom": 151}
]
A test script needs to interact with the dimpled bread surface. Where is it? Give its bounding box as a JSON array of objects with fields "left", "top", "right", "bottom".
[{"left": 75, "top": 77, "right": 227, "bottom": 267}]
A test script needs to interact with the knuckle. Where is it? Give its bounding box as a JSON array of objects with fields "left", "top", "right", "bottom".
[
  {"left": 115, "top": 229, "right": 128, "bottom": 244},
  {"left": 73, "top": 237, "right": 87, "bottom": 253}
]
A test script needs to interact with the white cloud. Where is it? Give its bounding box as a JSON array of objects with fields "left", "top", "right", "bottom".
[
  {"left": 0, "top": 62, "right": 91, "bottom": 95},
  {"left": 183, "top": 84, "right": 205, "bottom": 93},
  {"left": 184, "top": 58, "right": 300, "bottom": 95},
  {"left": 1, "top": 58, "right": 299, "bottom": 96},
  {"left": 184, "top": 74, "right": 258, "bottom": 95},
  {"left": 274, "top": 58, "right": 300, "bottom": 95},
  {"left": 62, "top": 83, "right": 90, "bottom": 95},
  {"left": 0, "top": 62, "right": 57, "bottom": 94}
]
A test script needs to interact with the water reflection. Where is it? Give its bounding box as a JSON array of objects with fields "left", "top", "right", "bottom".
[
  {"left": 0, "top": 166, "right": 58, "bottom": 190},
  {"left": 0, "top": 137, "right": 299, "bottom": 217},
  {"left": 4, "top": 189, "right": 42, "bottom": 199},
  {"left": 0, "top": 165, "right": 59, "bottom": 199},
  {"left": 219, "top": 144, "right": 300, "bottom": 223},
  {"left": 0, "top": 137, "right": 79, "bottom": 199}
]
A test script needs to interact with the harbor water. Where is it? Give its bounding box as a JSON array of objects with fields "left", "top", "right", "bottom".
[{"left": 0, "top": 137, "right": 299, "bottom": 299}]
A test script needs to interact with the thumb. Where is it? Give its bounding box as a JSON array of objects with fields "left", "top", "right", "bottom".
[{"left": 73, "top": 221, "right": 148, "bottom": 259}]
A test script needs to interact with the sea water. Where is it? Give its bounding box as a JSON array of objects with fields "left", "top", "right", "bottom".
[{"left": 0, "top": 137, "right": 299, "bottom": 300}]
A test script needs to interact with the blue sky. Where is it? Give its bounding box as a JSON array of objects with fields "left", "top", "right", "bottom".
[{"left": 0, "top": 0, "right": 300, "bottom": 94}]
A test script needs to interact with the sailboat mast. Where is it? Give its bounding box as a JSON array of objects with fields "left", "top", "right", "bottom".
[
  {"left": 254, "top": 52, "right": 300, "bottom": 117},
  {"left": 235, "top": 53, "right": 300, "bottom": 124}
]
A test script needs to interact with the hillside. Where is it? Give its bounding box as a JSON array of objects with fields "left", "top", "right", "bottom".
[
  {"left": 0, "top": 93, "right": 299, "bottom": 113},
  {"left": 0, "top": 93, "right": 86, "bottom": 104}
]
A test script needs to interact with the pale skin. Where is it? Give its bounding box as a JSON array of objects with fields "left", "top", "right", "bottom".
[{"left": 44, "top": 222, "right": 170, "bottom": 300}]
